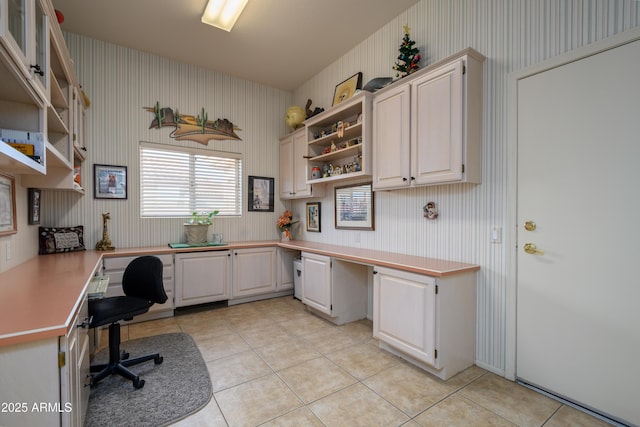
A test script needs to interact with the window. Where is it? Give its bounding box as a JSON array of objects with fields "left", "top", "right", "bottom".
[{"left": 140, "top": 142, "right": 242, "bottom": 217}]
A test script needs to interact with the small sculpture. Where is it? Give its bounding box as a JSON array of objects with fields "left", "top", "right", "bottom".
[
  {"left": 96, "top": 212, "right": 115, "bottom": 250},
  {"left": 305, "top": 99, "right": 324, "bottom": 118},
  {"left": 423, "top": 202, "right": 438, "bottom": 220}
]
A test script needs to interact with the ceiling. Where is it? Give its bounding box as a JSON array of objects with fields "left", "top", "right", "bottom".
[{"left": 51, "top": 0, "right": 420, "bottom": 91}]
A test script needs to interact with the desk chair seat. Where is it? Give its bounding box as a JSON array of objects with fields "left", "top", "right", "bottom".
[{"left": 89, "top": 255, "right": 168, "bottom": 389}]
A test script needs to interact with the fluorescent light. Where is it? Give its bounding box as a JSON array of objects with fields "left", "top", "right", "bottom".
[{"left": 201, "top": 0, "right": 248, "bottom": 32}]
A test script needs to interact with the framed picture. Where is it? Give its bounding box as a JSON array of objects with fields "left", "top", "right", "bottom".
[
  {"left": 94, "top": 164, "right": 127, "bottom": 199},
  {"left": 306, "top": 202, "right": 321, "bottom": 232},
  {"left": 335, "top": 182, "right": 374, "bottom": 230},
  {"left": 0, "top": 173, "right": 17, "bottom": 236},
  {"left": 332, "top": 72, "right": 363, "bottom": 106},
  {"left": 28, "top": 188, "right": 41, "bottom": 225},
  {"left": 248, "top": 176, "right": 274, "bottom": 212}
]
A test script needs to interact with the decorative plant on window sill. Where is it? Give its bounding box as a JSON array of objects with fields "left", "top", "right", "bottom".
[
  {"left": 184, "top": 210, "right": 219, "bottom": 244},
  {"left": 144, "top": 101, "right": 242, "bottom": 145}
]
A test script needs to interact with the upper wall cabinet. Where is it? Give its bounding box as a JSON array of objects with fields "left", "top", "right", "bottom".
[
  {"left": 279, "top": 127, "right": 323, "bottom": 199},
  {"left": 372, "top": 48, "right": 485, "bottom": 190},
  {"left": 0, "top": 0, "right": 86, "bottom": 192},
  {"left": 304, "top": 91, "right": 372, "bottom": 185}
]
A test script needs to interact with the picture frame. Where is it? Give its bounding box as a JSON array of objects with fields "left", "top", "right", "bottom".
[
  {"left": 28, "top": 188, "right": 41, "bottom": 225},
  {"left": 332, "top": 72, "right": 363, "bottom": 106},
  {"left": 0, "top": 172, "right": 17, "bottom": 236},
  {"left": 335, "top": 182, "right": 374, "bottom": 230},
  {"left": 248, "top": 176, "right": 274, "bottom": 212},
  {"left": 94, "top": 164, "right": 128, "bottom": 199},
  {"left": 306, "top": 202, "right": 321, "bottom": 232}
]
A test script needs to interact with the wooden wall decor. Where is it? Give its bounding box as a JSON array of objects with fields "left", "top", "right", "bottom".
[{"left": 144, "top": 102, "right": 242, "bottom": 145}]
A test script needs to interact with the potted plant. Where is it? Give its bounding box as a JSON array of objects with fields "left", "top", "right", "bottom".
[{"left": 184, "top": 210, "right": 219, "bottom": 244}]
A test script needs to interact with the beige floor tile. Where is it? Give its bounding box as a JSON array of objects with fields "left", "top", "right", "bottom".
[
  {"left": 128, "top": 317, "right": 181, "bottom": 339},
  {"left": 169, "top": 396, "right": 226, "bottom": 427},
  {"left": 196, "top": 332, "right": 251, "bottom": 362},
  {"left": 413, "top": 395, "right": 516, "bottom": 426},
  {"left": 260, "top": 407, "right": 325, "bottom": 427},
  {"left": 278, "top": 357, "right": 357, "bottom": 403},
  {"left": 237, "top": 322, "right": 293, "bottom": 349},
  {"left": 256, "top": 336, "right": 322, "bottom": 371},
  {"left": 214, "top": 374, "right": 302, "bottom": 426},
  {"left": 206, "top": 349, "right": 272, "bottom": 392},
  {"left": 303, "top": 326, "right": 365, "bottom": 355},
  {"left": 338, "top": 318, "right": 374, "bottom": 341},
  {"left": 364, "top": 362, "right": 457, "bottom": 417},
  {"left": 443, "top": 365, "right": 487, "bottom": 390},
  {"left": 279, "top": 311, "right": 334, "bottom": 337},
  {"left": 326, "top": 340, "right": 401, "bottom": 380},
  {"left": 179, "top": 318, "right": 236, "bottom": 342},
  {"left": 308, "top": 383, "right": 410, "bottom": 426},
  {"left": 545, "top": 404, "right": 613, "bottom": 427},
  {"left": 459, "top": 373, "right": 561, "bottom": 427}
]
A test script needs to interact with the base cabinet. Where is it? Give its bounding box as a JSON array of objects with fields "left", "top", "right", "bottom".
[
  {"left": 277, "top": 248, "right": 299, "bottom": 291},
  {"left": 175, "top": 251, "right": 231, "bottom": 307},
  {"left": 102, "top": 254, "right": 174, "bottom": 321},
  {"left": 373, "top": 266, "right": 476, "bottom": 380},
  {"left": 301, "top": 252, "right": 368, "bottom": 325},
  {"left": 232, "top": 247, "right": 276, "bottom": 298}
]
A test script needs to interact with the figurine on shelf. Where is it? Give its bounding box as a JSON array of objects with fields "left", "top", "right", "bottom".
[
  {"left": 95, "top": 212, "right": 115, "bottom": 251},
  {"left": 330, "top": 141, "right": 337, "bottom": 152}
]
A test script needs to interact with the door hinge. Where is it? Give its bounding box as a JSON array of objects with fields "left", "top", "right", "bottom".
[
  {"left": 58, "top": 352, "right": 66, "bottom": 368},
  {"left": 434, "top": 349, "right": 438, "bottom": 359},
  {"left": 435, "top": 285, "right": 439, "bottom": 295},
  {"left": 462, "top": 65, "right": 466, "bottom": 74},
  {"left": 461, "top": 164, "right": 465, "bottom": 174}
]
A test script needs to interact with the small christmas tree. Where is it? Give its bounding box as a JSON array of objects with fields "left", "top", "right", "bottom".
[{"left": 393, "top": 25, "right": 421, "bottom": 78}]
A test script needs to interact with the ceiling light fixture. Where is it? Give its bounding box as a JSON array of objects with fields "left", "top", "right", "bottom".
[{"left": 201, "top": 0, "right": 248, "bottom": 32}]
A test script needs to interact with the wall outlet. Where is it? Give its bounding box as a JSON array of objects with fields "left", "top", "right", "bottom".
[{"left": 353, "top": 232, "right": 361, "bottom": 244}]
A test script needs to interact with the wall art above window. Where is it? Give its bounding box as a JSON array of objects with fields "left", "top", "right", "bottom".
[{"left": 144, "top": 102, "right": 242, "bottom": 145}]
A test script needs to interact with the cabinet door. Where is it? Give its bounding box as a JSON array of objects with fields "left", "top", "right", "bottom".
[
  {"left": 175, "top": 251, "right": 231, "bottom": 307},
  {"left": 277, "top": 248, "right": 297, "bottom": 291},
  {"left": 279, "top": 136, "right": 294, "bottom": 198},
  {"left": 292, "top": 129, "right": 312, "bottom": 197},
  {"left": 373, "top": 266, "right": 437, "bottom": 366},
  {"left": 232, "top": 247, "right": 276, "bottom": 298},
  {"left": 411, "top": 59, "right": 464, "bottom": 185},
  {"left": 372, "top": 84, "right": 411, "bottom": 190},
  {"left": 301, "top": 253, "right": 331, "bottom": 315}
]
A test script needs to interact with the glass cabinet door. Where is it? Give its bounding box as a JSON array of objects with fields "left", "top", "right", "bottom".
[
  {"left": 32, "top": 0, "right": 47, "bottom": 90},
  {"left": 7, "top": 0, "right": 27, "bottom": 55}
]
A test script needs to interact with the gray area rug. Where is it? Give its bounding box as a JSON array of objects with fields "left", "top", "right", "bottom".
[{"left": 85, "top": 333, "right": 212, "bottom": 427}]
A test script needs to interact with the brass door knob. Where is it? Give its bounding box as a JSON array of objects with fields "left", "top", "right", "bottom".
[
  {"left": 523, "top": 243, "right": 544, "bottom": 255},
  {"left": 524, "top": 221, "right": 536, "bottom": 231}
]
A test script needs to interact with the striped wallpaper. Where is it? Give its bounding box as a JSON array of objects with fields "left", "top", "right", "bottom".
[{"left": 5, "top": 0, "right": 638, "bottom": 375}]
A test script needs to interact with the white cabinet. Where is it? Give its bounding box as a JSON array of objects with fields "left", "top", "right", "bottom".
[
  {"left": 276, "top": 248, "right": 298, "bottom": 291},
  {"left": 102, "top": 254, "right": 174, "bottom": 320},
  {"left": 279, "top": 128, "right": 322, "bottom": 199},
  {"left": 373, "top": 266, "right": 476, "bottom": 380},
  {"left": 60, "top": 293, "right": 90, "bottom": 427},
  {"left": 301, "top": 252, "right": 368, "bottom": 325},
  {"left": 0, "top": 0, "right": 87, "bottom": 188},
  {"left": 305, "top": 91, "right": 372, "bottom": 184},
  {"left": 232, "top": 247, "right": 276, "bottom": 298},
  {"left": 175, "top": 251, "right": 231, "bottom": 307},
  {"left": 372, "top": 48, "right": 484, "bottom": 190}
]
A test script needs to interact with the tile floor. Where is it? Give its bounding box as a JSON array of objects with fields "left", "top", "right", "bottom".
[{"left": 104, "top": 296, "right": 612, "bottom": 427}]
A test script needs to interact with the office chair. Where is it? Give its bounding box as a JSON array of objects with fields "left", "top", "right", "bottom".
[{"left": 89, "top": 255, "right": 168, "bottom": 389}]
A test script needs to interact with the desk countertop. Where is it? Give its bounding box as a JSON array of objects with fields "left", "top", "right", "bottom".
[{"left": 0, "top": 241, "right": 479, "bottom": 347}]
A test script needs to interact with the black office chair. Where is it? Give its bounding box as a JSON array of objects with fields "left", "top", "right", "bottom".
[{"left": 89, "top": 255, "right": 168, "bottom": 389}]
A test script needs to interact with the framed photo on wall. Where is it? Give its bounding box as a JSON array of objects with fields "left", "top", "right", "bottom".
[
  {"left": 306, "top": 202, "right": 321, "bottom": 232},
  {"left": 94, "top": 164, "right": 127, "bottom": 199},
  {"left": 0, "top": 172, "right": 17, "bottom": 236},
  {"left": 334, "top": 182, "right": 374, "bottom": 230},
  {"left": 28, "top": 188, "right": 41, "bottom": 225},
  {"left": 248, "top": 176, "right": 274, "bottom": 212}
]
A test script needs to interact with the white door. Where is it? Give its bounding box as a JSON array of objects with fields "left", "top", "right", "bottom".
[
  {"left": 516, "top": 37, "right": 640, "bottom": 425},
  {"left": 301, "top": 253, "right": 332, "bottom": 315}
]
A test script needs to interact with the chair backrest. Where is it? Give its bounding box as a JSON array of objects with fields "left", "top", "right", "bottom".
[{"left": 122, "top": 256, "right": 168, "bottom": 304}]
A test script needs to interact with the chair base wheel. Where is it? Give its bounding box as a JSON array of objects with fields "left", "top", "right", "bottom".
[
  {"left": 133, "top": 377, "right": 145, "bottom": 389},
  {"left": 154, "top": 355, "right": 163, "bottom": 365}
]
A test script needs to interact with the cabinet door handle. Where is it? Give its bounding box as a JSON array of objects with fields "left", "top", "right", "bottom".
[
  {"left": 411, "top": 176, "right": 416, "bottom": 181},
  {"left": 372, "top": 270, "right": 378, "bottom": 274},
  {"left": 77, "top": 316, "right": 93, "bottom": 329},
  {"left": 402, "top": 177, "right": 408, "bottom": 181},
  {"left": 30, "top": 64, "right": 44, "bottom": 76}
]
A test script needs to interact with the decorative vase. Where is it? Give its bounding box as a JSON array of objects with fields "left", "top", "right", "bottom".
[
  {"left": 184, "top": 224, "right": 210, "bottom": 244},
  {"left": 285, "top": 106, "right": 305, "bottom": 130},
  {"left": 280, "top": 228, "right": 292, "bottom": 241}
]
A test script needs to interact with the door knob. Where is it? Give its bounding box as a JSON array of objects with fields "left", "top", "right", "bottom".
[
  {"left": 524, "top": 221, "right": 536, "bottom": 231},
  {"left": 523, "top": 243, "right": 544, "bottom": 255}
]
